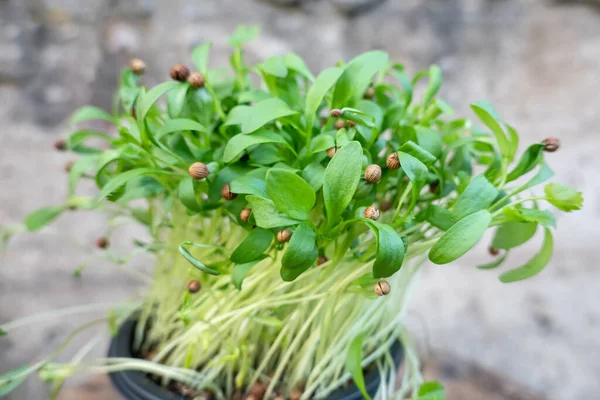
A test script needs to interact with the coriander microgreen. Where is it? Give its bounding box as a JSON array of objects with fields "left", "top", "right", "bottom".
[{"left": 4, "top": 27, "right": 584, "bottom": 400}]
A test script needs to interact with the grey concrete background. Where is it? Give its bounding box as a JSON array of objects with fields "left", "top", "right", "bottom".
[{"left": 1, "top": 0, "right": 599, "bottom": 399}]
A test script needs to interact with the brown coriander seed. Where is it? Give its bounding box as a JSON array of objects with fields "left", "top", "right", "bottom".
[
  {"left": 54, "top": 139, "right": 66, "bottom": 151},
  {"left": 429, "top": 181, "right": 439, "bottom": 193},
  {"left": 250, "top": 382, "right": 266, "bottom": 399},
  {"left": 277, "top": 229, "right": 292, "bottom": 243},
  {"left": 188, "top": 162, "right": 209, "bottom": 180},
  {"left": 96, "top": 237, "right": 109, "bottom": 249},
  {"left": 542, "top": 137, "right": 560, "bottom": 152},
  {"left": 489, "top": 246, "right": 500, "bottom": 256},
  {"left": 187, "top": 280, "right": 201, "bottom": 293},
  {"left": 364, "top": 164, "right": 382, "bottom": 183},
  {"left": 65, "top": 161, "right": 74, "bottom": 173},
  {"left": 326, "top": 147, "right": 338, "bottom": 158},
  {"left": 130, "top": 58, "right": 146, "bottom": 75},
  {"left": 347, "top": 120, "right": 356, "bottom": 128},
  {"left": 329, "top": 109, "right": 342, "bottom": 118},
  {"left": 130, "top": 106, "right": 137, "bottom": 119},
  {"left": 374, "top": 280, "right": 391, "bottom": 296},
  {"left": 379, "top": 200, "right": 392, "bottom": 212},
  {"left": 169, "top": 64, "right": 190, "bottom": 82},
  {"left": 221, "top": 184, "right": 237, "bottom": 200},
  {"left": 364, "top": 86, "right": 375, "bottom": 99},
  {"left": 317, "top": 255, "right": 328, "bottom": 265},
  {"left": 386, "top": 152, "right": 400, "bottom": 170},
  {"left": 188, "top": 72, "right": 205, "bottom": 88},
  {"left": 290, "top": 389, "right": 303, "bottom": 400},
  {"left": 364, "top": 205, "right": 380, "bottom": 220},
  {"left": 334, "top": 119, "right": 346, "bottom": 130},
  {"left": 240, "top": 208, "right": 252, "bottom": 222}
]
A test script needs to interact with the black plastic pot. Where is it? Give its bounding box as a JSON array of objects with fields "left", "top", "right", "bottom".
[{"left": 109, "top": 319, "right": 403, "bottom": 400}]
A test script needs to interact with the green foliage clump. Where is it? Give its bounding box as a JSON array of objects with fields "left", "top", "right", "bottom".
[{"left": 0, "top": 25, "right": 583, "bottom": 400}]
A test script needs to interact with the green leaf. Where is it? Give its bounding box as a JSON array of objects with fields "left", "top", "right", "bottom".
[
  {"left": 25, "top": 205, "right": 67, "bottom": 232},
  {"left": 284, "top": 53, "right": 315, "bottom": 81},
  {"left": 416, "top": 381, "right": 445, "bottom": 400},
  {"left": 156, "top": 118, "right": 208, "bottom": 140},
  {"left": 231, "top": 228, "right": 273, "bottom": 264},
  {"left": 471, "top": 101, "right": 511, "bottom": 159},
  {"left": 398, "top": 151, "right": 428, "bottom": 207},
  {"left": 137, "top": 81, "right": 180, "bottom": 124},
  {"left": 340, "top": 107, "right": 376, "bottom": 128},
  {"left": 0, "top": 328, "right": 6, "bottom": 336},
  {"left": 304, "top": 67, "right": 343, "bottom": 136},
  {"left": 346, "top": 333, "right": 372, "bottom": 400},
  {"left": 224, "top": 98, "right": 297, "bottom": 134},
  {"left": 310, "top": 134, "right": 336, "bottom": 154},
  {"left": 230, "top": 176, "right": 268, "bottom": 198},
  {"left": 492, "top": 222, "right": 538, "bottom": 250},
  {"left": 367, "top": 221, "right": 406, "bottom": 278},
  {"left": 67, "top": 154, "right": 100, "bottom": 195},
  {"left": 544, "top": 183, "right": 583, "bottom": 212},
  {"left": 425, "top": 205, "right": 454, "bottom": 231},
  {"left": 477, "top": 251, "right": 509, "bottom": 270},
  {"left": 267, "top": 169, "right": 316, "bottom": 221},
  {"left": 179, "top": 241, "right": 220, "bottom": 275},
  {"left": 302, "top": 162, "right": 326, "bottom": 192},
  {"left": 415, "top": 127, "right": 442, "bottom": 159},
  {"left": 429, "top": 210, "right": 492, "bottom": 265},
  {"left": 260, "top": 56, "right": 288, "bottom": 78},
  {"left": 178, "top": 177, "right": 202, "bottom": 212},
  {"left": 95, "top": 168, "right": 175, "bottom": 206},
  {"left": 398, "top": 141, "right": 436, "bottom": 166},
  {"left": 228, "top": 25, "right": 260, "bottom": 46},
  {"left": 71, "top": 106, "right": 115, "bottom": 125},
  {"left": 192, "top": 43, "right": 211, "bottom": 74},
  {"left": 502, "top": 207, "right": 556, "bottom": 228},
  {"left": 281, "top": 223, "right": 318, "bottom": 281},
  {"left": 452, "top": 175, "right": 498, "bottom": 220},
  {"left": 246, "top": 196, "right": 301, "bottom": 229},
  {"left": 332, "top": 51, "right": 388, "bottom": 108},
  {"left": 500, "top": 228, "right": 553, "bottom": 282},
  {"left": 323, "top": 141, "right": 363, "bottom": 227},
  {"left": 232, "top": 258, "right": 265, "bottom": 290},
  {"left": 67, "top": 130, "right": 113, "bottom": 153},
  {"left": 118, "top": 176, "right": 164, "bottom": 203},
  {"left": 506, "top": 143, "right": 543, "bottom": 183},
  {"left": 224, "top": 130, "right": 287, "bottom": 163},
  {"left": 167, "top": 83, "right": 189, "bottom": 118},
  {"left": 422, "top": 65, "right": 442, "bottom": 107}
]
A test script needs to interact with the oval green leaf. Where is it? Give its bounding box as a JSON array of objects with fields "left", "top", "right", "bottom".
[
  {"left": 266, "top": 169, "right": 315, "bottom": 221},
  {"left": 323, "top": 141, "right": 363, "bottom": 227},
  {"left": 429, "top": 210, "right": 492, "bottom": 265}
]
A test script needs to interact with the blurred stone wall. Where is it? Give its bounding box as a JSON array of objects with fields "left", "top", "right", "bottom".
[{"left": 1, "top": 0, "right": 599, "bottom": 399}]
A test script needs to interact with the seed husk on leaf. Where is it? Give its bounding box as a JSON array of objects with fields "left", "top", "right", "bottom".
[
  {"left": 334, "top": 119, "right": 346, "bottom": 130},
  {"left": 364, "top": 164, "right": 382, "bottom": 183},
  {"left": 170, "top": 64, "right": 190, "bottom": 81},
  {"left": 188, "top": 162, "right": 209, "bottom": 180},
  {"left": 130, "top": 58, "right": 146, "bottom": 75},
  {"left": 386, "top": 152, "right": 400, "bottom": 169},
  {"left": 374, "top": 280, "right": 390, "bottom": 296},
  {"left": 277, "top": 229, "right": 292, "bottom": 243},
  {"left": 542, "top": 137, "right": 560, "bottom": 152},
  {"left": 221, "top": 184, "right": 237, "bottom": 200},
  {"left": 240, "top": 208, "right": 252, "bottom": 222},
  {"left": 188, "top": 72, "right": 206, "bottom": 88},
  {"left": 364, "top": 205, "right": 380, "bottom": 220}
]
